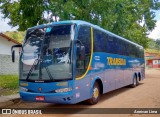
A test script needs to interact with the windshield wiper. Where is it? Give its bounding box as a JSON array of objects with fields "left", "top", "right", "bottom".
[
  {"left": 26, "top": 59, "right": 54, "bottom": 81},
  {"left": 26, "top": 58, "right": 40, "bottom": 80},
  {"left": 44, "top": 66, "right": 54, "bottom": 81},
  {"left": 39, "top": 59, "right": 54, "bottom": 81}
]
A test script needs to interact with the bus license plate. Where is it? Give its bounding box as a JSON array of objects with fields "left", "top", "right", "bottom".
[{"left": 36, "top": 96, "right": 44, "bottom": 101}]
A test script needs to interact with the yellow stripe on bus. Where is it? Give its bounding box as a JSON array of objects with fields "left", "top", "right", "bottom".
[{"left": 76, "top": 27, "right": 94, "bottom": 80}]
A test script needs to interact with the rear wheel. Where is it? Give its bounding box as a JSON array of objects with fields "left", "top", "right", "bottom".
[
  {"left": 136, "top": 77, "right": 139, "bottom": 86},
  {"left": 130, "top": 75, "right": 137, "bottom": 88},
  {"left": 87, "top": 82, "right": 100, "bottom": 105}
]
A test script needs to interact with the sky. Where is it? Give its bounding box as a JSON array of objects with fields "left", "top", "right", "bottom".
[
  {"left": 148, "top": 10, "right": 160, "bottom": 40},
  {"left": 0, "top": 10, "right": 160, "bottom": 40},
  {"left": 0, "top": 13, "right": 18, "bottom": 32}
]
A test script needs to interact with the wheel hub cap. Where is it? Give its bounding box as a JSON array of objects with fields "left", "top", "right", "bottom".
[{"left": 93, "top": 88, "right": 99, "bottom": 99}]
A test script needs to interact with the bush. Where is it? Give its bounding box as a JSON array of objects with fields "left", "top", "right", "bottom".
[{"left": 0, "top": 75, "right": 18, "bottom": 89}]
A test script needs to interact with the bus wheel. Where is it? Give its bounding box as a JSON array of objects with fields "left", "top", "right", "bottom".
[
  {"left": 87, "top": 82, "right": 100, "bottom": 105},
  {"left": 130, "top": 76, "right": 137, "bottom": 88},
  {"left": 136, "top": 77, "right": 139, "bottom": 86}
]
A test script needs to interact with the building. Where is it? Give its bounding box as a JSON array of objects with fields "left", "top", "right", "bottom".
[
  {"left": 145, "top": 52, "right": 160, "bottom": 68},
  {"left": 0, "top": 33, "right": 21, "bottom": 74}
]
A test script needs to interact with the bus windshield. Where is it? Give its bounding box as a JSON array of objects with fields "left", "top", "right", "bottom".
[{"left": 20, "top": 24, "right": 74, "bottom": 81}]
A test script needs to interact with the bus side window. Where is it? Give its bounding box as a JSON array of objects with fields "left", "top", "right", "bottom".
[
  {"left": 114, "top": 37, "right": 121, "bottom": 55},
  {"left": 128, "top": 43, "right": 135, "bottom": 58},
  {"left": 93, "top": 29, "right": 106, "bottom": 52},
  {"left": 106, "top": 35, "right": 115, "bottom": 54},
  {"left": 119, "top": 39, "right": 126, "bottom": 56},
  {"left": 124, "top": 41, "right": 129, "bottom": 56},
  {"left": 76, "top": 25, "right": 91, "bottom": 77},
  {"left": 139, "top": 47, "right": 144, "bottom": 58}
]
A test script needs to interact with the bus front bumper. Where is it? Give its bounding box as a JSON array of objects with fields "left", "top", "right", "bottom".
[{"left": 20, "top": 91, "right": 76, "bottom": 104}]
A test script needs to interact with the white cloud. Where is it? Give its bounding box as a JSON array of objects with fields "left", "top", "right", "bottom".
[
  {"left": 148, "top": 20, "right": 160, "bottom": 40},
  {"left": 0, "top": 12, "right": 18, "bottom": 32}
]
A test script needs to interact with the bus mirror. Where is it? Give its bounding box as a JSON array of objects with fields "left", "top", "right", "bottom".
[
  {"left": 75, "top": 40, "right": 85, "bottom": 60},
  {"left": 11, "top": 44, "right": 22, "bottom": 51},
  {"left": 76, "top": 44, "right": 85, "bottom": 60},
  {"left": 12, "top": 50, "right": 15, "bottom": 62},
  {"left": 80, "top": 46, "right": 85, "bottom": 60},
  {"left": 11, "top": 44, "right": 22, "bottom": 62}
]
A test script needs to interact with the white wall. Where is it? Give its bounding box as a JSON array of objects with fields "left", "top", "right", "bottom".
[
  {"left": 0, "top": 36, "right": 20, "bottom": 55},
  {"left": 0, "top": 54, "right": 19, "bottom": 74},
  {"left": 0, "top": 36, "right": 20, "bottom": 74}
]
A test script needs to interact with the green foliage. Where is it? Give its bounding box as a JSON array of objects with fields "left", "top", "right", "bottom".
[
  {"left": 4, "top": 31, "right": 25, "bottom": 43},
  {"left": 0, "top": 0, "right": 160, "bottom": 48},
  {"left": 156, "top": 39, "right": 160, "bottom": 45},
  {"left": 148, "top": 38, "right": 160, "bottom": 50},
  {"left": 145, "top": 48, "right": 160, "bottom": 54},
  {"left": 0, "top": 75, "right": 18, "bottom": 89},
  {"left": 0, "top": 75, "right": 19, "bottom": 96}
]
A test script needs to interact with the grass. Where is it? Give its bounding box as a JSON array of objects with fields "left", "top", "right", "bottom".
[{"left": 0, "top": 75, "right": 19, "bottom": 96}]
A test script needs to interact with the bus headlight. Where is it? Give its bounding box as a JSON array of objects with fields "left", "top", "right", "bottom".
[
  {"left": 20, "top": 87, "right": 28, "bottom": 92},
  {"left": 55, "top": 88, "right": 72, "bottom": 93}
]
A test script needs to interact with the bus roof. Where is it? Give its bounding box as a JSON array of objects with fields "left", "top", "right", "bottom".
[{"left": 28, "top": 20, "right": 143, "bottom": 48}]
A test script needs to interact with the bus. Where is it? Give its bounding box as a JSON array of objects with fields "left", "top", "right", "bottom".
[{"left": 11, "top": 20, "right": 145, "bottom": 104}]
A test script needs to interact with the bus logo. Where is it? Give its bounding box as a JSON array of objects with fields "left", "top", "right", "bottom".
[
  {"left": 107, "top": 57, "right": 126, "bottom": 65},
  {"left": 38, "top": 87, "right": 42, "bottom": 92},
  {"left": 2, "top": 109, "right": 11, "bottom": 114}
]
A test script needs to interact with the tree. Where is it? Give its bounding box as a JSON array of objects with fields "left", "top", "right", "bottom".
[
  {"left": 4, "top": 31, "right": 25, "bottom": 43},
  {"left": 155, "top": 39, "right": 160, "bottom": 49},
  {"left": 0, "top": 0, "right": 160, "bottom": 48},
  {"left": 156, "top": 39, "right": 160, "bottom": 45},
  {"left": 148, "top": 38, "right": 160, "bottom": 50}
]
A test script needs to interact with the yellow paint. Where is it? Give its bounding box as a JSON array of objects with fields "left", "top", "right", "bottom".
[
  {"left": 107, "top": 57, "right": 126, "bottom": 65},
  {"left": 93, "top": 88, "right": 99, "bottom": 99},
  {"left": 20, "top": 82, "right": 28, "bottom": 86},
  {"left": 76, "top": 27, "right": 93, "bottom": 80},
  {"left": 56, "top": 82, "right": 68, "bottom": 86}
]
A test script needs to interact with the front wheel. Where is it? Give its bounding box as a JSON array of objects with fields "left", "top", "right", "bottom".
[{"left": 87, "top": 82, "right": 100, "bottom": 105}]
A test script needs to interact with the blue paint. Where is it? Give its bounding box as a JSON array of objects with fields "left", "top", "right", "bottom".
[
  {"left": 19, "top": 20, "right": 145, "bottom": 104},
  {"left": 46, "top": 27, "right": 51, "bottom": 32}
]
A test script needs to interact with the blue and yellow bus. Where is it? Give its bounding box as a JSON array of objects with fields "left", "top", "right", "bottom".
[{"left": 11, "top": 20, "right": 145, "bottom": 104}]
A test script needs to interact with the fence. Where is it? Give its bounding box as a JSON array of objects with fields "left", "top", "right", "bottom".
[{"left": 0, "top": 54, "right": 19, "bottom": 75}]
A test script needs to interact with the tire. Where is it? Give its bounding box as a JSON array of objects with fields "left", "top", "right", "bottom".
[
  {"left": 136, "top": 77, "right": 139, "bottom": 86},
  {"left": 130, "top": 75, "right": 137, "bottom": 88},
  {"left": 87, "top": 82, "right": 100, "bottom": 105}
]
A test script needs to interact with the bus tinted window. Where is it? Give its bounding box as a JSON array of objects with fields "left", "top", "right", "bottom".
[
  {"left": 94, "top": 29, "right": 106, "bottom": 52},
  {"left": 106, "top": 35, "right": 115, "bottom": 54},
  {"left": 124, "top": 41, "right": 129, "bottom": 56},
  {"left": 76, "top": 25, "right": 91, "bottom": 77},
  {"left": 128, "top": 43, "right": 135, "bottom": 57},
  {"left": 92, "top": 28, "right": 143, "bottom": 58},
  {"left": 120, "top": 40, "right": 127, "bottom": 56},
  {"left": 115, "top": 37, "right": 120, "bottom": 55},
  {"left": 114, "top": 37, "right": 125, "bottom": 55}
]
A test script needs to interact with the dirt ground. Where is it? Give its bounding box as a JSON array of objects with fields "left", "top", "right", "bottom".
[{"left": 1, "top": 68, "right": 160, "bottom": 117}]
